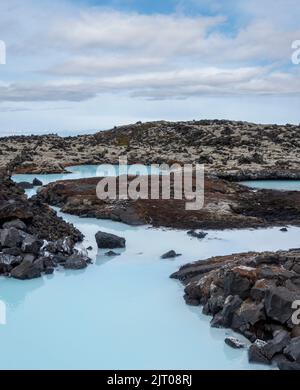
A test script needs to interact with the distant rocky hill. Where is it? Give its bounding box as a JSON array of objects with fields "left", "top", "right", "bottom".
[{"left": 1, "top": 120, "right": 300, "bottom": 179}]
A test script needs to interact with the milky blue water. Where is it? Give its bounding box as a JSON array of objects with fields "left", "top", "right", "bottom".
[
  {"left": 13, "top": 164, "right": 165, "bottom": 198},
  {"left": 241, "top": 180, "right": 300, "bottom": 191},
  {"left": 1, "top": 170, "right": 299, "bottom": 369}
]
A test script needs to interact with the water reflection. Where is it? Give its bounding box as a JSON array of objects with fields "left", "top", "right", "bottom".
[{"left": 96, "top": 248, "right": 127, "bottom": 266}]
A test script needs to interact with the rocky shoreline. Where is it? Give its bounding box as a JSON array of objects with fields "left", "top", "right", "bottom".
[
  {"left": 36, "top": 175, "right": 300, "bottom": 230},
  {"left": 0, "top": 169, "right": 90, "bottom": 279},
  {"left": 1, "top": 120, "right": 300, "bottom": 181},
  {"left": 171, "top": 249, "right": 300, "bottom": 370}
]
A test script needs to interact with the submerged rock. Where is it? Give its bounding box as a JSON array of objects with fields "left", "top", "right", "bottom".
[
  {"left": 161, "top": 250, "right": 182, "bottom": 259},
  {"left": 187, "top": 230, "right": 207, "bottom": 239},
  {"left": 95, "top": 231, "right": 126, "bottom": 249},
  {"left": 105, "top": 251, "right": 120, "bottom": 257}
]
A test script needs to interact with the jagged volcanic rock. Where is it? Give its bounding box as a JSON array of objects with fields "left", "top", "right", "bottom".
[
  {"left": 171, "top": 249, "right": 300, "bottom": 370},
  {"left": 0, "top": 169, "right": 89, "bottom": 279}
]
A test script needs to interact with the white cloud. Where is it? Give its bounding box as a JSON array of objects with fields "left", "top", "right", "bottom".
[
  {"left": 0, "top": 0, "right": 299, "bottom": 132},
  {"left": 47, "top": 7, "right": 300, "bottom": 66},
  {"left": 48, "top": 55, "right": 166, "bottom": 76},
  {"left": 0, "top": 1, "right": 299, "bottom": 102},
  {"left": 1, "top": 66, "right": 300, "bottom": 103},
  {"left": 50, "top": 10, "right": 224, "bottom": 54}
]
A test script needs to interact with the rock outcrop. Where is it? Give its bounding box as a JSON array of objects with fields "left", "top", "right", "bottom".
[
  {"left": 0, "top": 169, "right": 89, "bottom": 279},
  {"left": 37, "top": 175, "right": 300, "bottom": 230},
  {"left": 171, "top": 249, "right": 300, "bottom": 370},
  {"left": 161, "top": 250, "right": 181, "bottom": 259},
  {"left": 95, "top": 231, "right": 126, "bottom": 249},
  {"left": 0, "top": 224, "right": 91, "bottom": 279},
  {"left": 0, "top": 171, "right": 82, "bottom": 242}
]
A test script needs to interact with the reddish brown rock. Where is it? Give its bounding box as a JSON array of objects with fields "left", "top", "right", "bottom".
[{"left": 37, "top": 175, "right": 300, "bottom": 230}]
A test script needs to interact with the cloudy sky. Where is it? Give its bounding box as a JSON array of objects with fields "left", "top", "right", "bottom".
[{"left": 0, "top": 0, "right": 300, "bottom": 135}]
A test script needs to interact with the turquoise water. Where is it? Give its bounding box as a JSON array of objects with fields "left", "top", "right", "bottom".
[
  {"left": 1, "top": 168, "right": 298, "bottom": 369},
  {"left": 241, "top": 180, "right": 300, "bottom": 191},
  {"left": 13, "top": 164, "right": 164, "bottom": 198}
]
